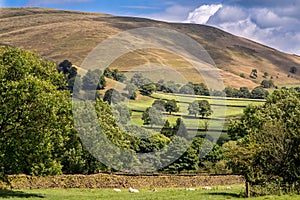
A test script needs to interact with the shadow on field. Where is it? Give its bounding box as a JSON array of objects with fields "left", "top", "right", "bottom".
[
  {"left": 0, "top": 190, "right": 44, "bottom": 198},
  {"left": 202, "top": 192, "right": 242, "bottom": 198}
]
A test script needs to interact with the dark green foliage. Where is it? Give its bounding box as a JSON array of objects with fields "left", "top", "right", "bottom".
[
  {"left": 188, "top": 100, "right": 212, "bottom": 118},
  {"left": 250, "top": 69, "right": 258, "bottom": 79},
  {"left": 290, "top": 66, "right": 297, "bottom": 74},
  {"left": 58, "top": 59, "right": 72, "bottom": 74},
  {"left": 130, "top": 73, "right": 151, "bottom": 87},
  {"left": 225, "top": 89, "right": 300, "bottom": 196},
  {"left": 103, "top": 88, "right": 124, "bottom": 104},
  {"left": 104, "top": 67, "right": 127, "bottom": 82},
  {"left": 165, "top": 99, "right": 179, "bottom": 114},
  {"left": 124, "top": 83, "right": 137, "bottom": 100},
  {"left": 0, "top": 47, "right": 72, "bottom": 179},
  {"left": 152, "top": 99, "right": 166, "bottom": 111},
  {"left": 113, "top": 104, "right": 131, "bottom": 125},
  {"left": 261, "top": 79, "right": 275, "bottom": 88},
  {"left": 142, "top": 107, "right": 164, "bottom": 127},
  {"left": 251, "top": 86, "right": 269, "bottom": 99},
  {"left": 179, "top": 83, "right": 194, "bottom": 94},
  {"left": 163, "top": 136, "right": 199, "bottom": 173},
  {"left": 139, "top": 83, "right": 156, "bottom": 96},
  {"left": 224, "top": 87, "right": 240, "bottom": 98},
  {"left": 103, "top": 67, "right": 113, "bottom": 78},
  {"left": 193, "top": 83, "right": 210, "bottom": 96},
  {"left": 239, "top": 87, "right": 251, "bottom": 98},
  {"left": 263, "top": 72, "right": 269, "bottom": 78},
  {"left": 82, "top": 69, "right": 106, "bottom": 90}
]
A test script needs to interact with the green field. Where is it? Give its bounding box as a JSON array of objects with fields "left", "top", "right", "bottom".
[
  {"left": 1, "top": 186, "right": 299, "bottom": 200},
  {"left": 128, "top": 92, "right": 265, "bottom": 130}
]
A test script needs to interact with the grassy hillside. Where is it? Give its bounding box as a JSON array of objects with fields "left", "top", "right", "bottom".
[{"left": 0, "top": 8, "right": 300, "bottom": 88}]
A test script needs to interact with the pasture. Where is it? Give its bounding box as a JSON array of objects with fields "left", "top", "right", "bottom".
[
  {"left": 128, "top": 92, "right": 265, "bottom": 131},
  {"left": 1, "top": 186, "right": 299, "bottom": 200}
]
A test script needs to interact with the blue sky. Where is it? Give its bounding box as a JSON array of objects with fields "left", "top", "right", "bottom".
[{"left": 2, "top": 0, "right": 300, "bottom": 55}]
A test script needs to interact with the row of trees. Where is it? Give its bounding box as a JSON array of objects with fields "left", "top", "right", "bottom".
[
  {"left": 0, "top": 48, "right": 222, "bottom": 181},
  {"left": 2, "top": 48, "right": 300, "bottom": 197}
]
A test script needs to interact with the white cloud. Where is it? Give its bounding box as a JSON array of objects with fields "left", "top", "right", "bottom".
[
  {"left": 184, "top": 4, "right": 222, "bottom": 24},
  {"left": 141, "top": 4, "right": 192, "bottom": 22},
  {"left": 185, "top": 4, "right": 300, "bottom": 55}
]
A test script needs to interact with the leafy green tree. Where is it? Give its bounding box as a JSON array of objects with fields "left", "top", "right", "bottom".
[
  {"left": 224, "top": 87, "right": 240, "bottom": 98},
  {"left": 103, "top": 67, "right": 113, "bottom": 78},
  {"left": 103, "top": 88, "right": 124, "bottom": 104},
  {"left": 152, "top": 99, "right": 166, "bottom": 111},
  {"left": 124, "top": 83, "right": 137, "bottom": 100},
  {"left": 239, "top": 87, "right": 251, "bottom": 98},
  {"left": 165, "top": 81, "right": 181, "bottom": 93},
  {"left": 188, "top": 100, "right": 212, "bottom": 118},
  {"left": 193, "top": 83, "right": 210, "bottom": 96},
  {"left": 290, "top": 66, "right": 297, "bottom": 74},
  {"left": 165, "top": 99, "right": 179, "bottom": 114},
  {"left": 130, "top": 73, "right": 151, "bottom": 87},
  {"left": 251, "top": 86, "right": 269, "bottom": 99},
  {"left": 179, "top": 83, "right": 194, "bottom": 94},
  {"left": 113, "top": 104, "right": 131, "bottom": 125},
  {"left": 58, "top": 59, "right": 72, "bottom": 74},
  {"left": 225, "top": 89, "right": 300, "bottom": 196},
  {"left": 142, "top": 107, "right": 164, "bottom": 127},
  {"left": 0, "top": 47, "right": 73, "bottom": 179},
  {"left": 139, "top": 83, "right": 156, "bottom": 96},
  {"left": 188, "top": 101, "right": 199, "bottom": 117},
  {"left": 82, "top": 69, "right": 106, "bottom": 90},
  {"left": 162, "top": 136, "right": 199, "bottom": 173},
  {"left": 261, "top": 79, "right": 275, "bottom": 88},
  {"left": 160, "top": 120, "right": 173, "bottom": 138},
  {"left": 112, "top": 69, "right": 126, "bottom": 82}
]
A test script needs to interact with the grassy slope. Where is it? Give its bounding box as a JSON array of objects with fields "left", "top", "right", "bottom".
[
  {"left": 0, "top": 8, "right": 300, "bottom": 89},
  {"left": 1, "top": 186, "right": 299, "bottom": 200}
]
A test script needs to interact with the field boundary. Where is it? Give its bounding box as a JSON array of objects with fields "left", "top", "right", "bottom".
[{"left": 1, "top": 174, "right": 244, "bottom": 190}]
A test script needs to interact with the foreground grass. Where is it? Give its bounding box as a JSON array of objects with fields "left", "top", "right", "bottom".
[{"left": 1, "top": 186, "right": 299, "bottom": 200}]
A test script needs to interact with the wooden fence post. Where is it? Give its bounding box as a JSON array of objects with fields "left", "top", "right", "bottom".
[{"left": 246, "top": 181, "right": 251, "bottom": 198}]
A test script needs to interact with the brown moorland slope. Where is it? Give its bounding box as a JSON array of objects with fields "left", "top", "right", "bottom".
[{"left": 0, "top": 8, "right": 299, "bottom": 88}]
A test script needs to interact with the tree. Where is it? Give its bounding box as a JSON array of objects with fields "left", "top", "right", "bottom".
[
  {"left": 112, "top": 69, "right": 126, "bottom": 82},
  {"left": 224, "top": 87, "right": 240, "bottom": 98},
  {"left": 290, "top": 66, "right": 297, "bottom": 74},
  {"left": 130, "top": 73, "right": 151, "bottom": 87},
  {"left": 103, "top": 67, "right": 113, "bottom": 78},
  {"left": 188, "top": 100, "right": 212, "bottom": 118},
  {"left": 142, "top": 107, "right": 164, "bottom": 127},
  {"left": 193, "top": 83, "right": 210, "bottom": 96},
  {"left": 225, "top": 89, "right": 300, "bottom": 196},
  {"left": 103, "top": 88, "right": 124, "bottom": 104},
  {"left": 125, "top": 83, "right": 137, "bottom": 100},
  {"left": 152, "top": 99, "right": 166, "bottom": 111},
  {"left": 261, "top": 79, "right": 275, "bottom": 88},
  {"left": 164, "top": 99, "right": 179, "bottom": 114},
  {"left": 139, "top": 83, "right": 156, "bottom": 96},
  {"left": 113, "top": 104, "right": 131, "bottom": 125},
  {"left": 187, "top": 101, "right": 199, "bottom": 117},
  {"left": 179, "top": 83, "right": 194, "bottom": 94},
  {"left": 251, "top": 86, "right": 269, "bottom": 99},
  {"left": 82, "top": 69, "right": 106, "bottom": 90},
  {"left": 239, "top": 87, "right": 251, "bottom": 98},
  {"left": 0, "top": 47, "right": 73, "bottom": 179},
  {"left": 250, "top": 69, "right": 258, "bottom": 79},
  {"left": 58, "top": 59, "right": 72, "bottom": 74},
  {"left": 263, "top": 72, "right": 269, "bottom": 78}
]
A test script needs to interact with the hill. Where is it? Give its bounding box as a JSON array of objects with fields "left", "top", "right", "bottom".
[{"left": 0, "top": 7, "right": 299, "bottom": 89}]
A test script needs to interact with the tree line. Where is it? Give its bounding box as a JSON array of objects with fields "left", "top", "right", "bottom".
[{"left": 1, "top": 48, "right": 299, "bottom": 198}]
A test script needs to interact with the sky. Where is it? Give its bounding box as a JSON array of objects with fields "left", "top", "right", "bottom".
[{"left": 1, "top": 0, "right": 300, "bottom": 55}]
